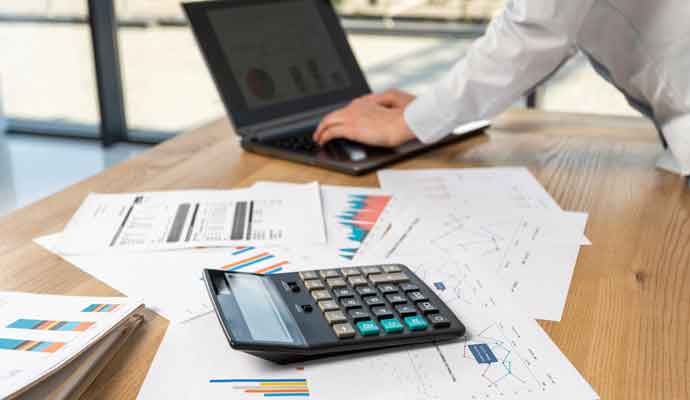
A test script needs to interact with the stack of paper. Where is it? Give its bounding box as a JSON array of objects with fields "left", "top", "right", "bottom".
[
  {"left": 33, "top": 168, "right": 598, "bottom": 399},
  {"left": 0, "top": 292, "right": 143, "bottom": 399}
]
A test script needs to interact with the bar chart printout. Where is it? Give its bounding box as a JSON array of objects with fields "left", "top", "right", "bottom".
[
  {"left": 334, "top": 193, "right": 391, "bottom": 260},
  {"left": 218, "top": 246, "right": 290, "bottom": 275},
  {"left": 209, "top": 378, "right": 310, "bottom": 397}
]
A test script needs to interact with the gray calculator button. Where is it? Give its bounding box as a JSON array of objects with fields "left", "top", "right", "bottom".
[
  {"left": 364, "top": 296, "right": 385, "bottom": 307},
  {"left": 408, "top": 291, "right": 428, "bottom": 302},
  {"left": 340, "top": 268, "right": 361, "bottom": 276},
  {"left": 382, "top": 265, "right": 402, "bottom": 273},
  {"left": 400, "top": 283, "right": 420, "bottom": 292},
  {"left": 418, "top": 302, "right": 439, "bottom": 315},
  {"left": 347, "top": 276, "right": 368, "bottom": 287},
  {"left": 311, "top": 290, "right": 331, "bottom": 301},
  {"left": 377, "top": 284, "right": 398, "bottom": 294},
  {"left": 325, "top": 310, "right": 348, "bottom": 325},
  {"left": 385, "top": 293, "right": 407, "bottom": 305},
  {"left": 320, "top": 270, "right": 341, "bottom": 279},
  {"left": 333, "top": 323, "right": 356, "bottom": 338},
  {"left": 326, "top": 277, "right": 347, "bottom": 288},
  {"left": 356, "top": 286, "right": 377, "bottom": 297},
  {"left": 304, "top": 280, "right": 325, "bottom": 291},
  {"left": 369, "top": 273, "right": 409, "bottom": 284},
  {"left": 318, "top": 300, "right": 340, "bottom": 312},
  {"left": 371, "top": 307, "right": 394, "bottom": 320},
  {"left": 395, "top": 304, "right": 417, "bottom": 317},
  {"left": 348, "top": 309, "right": 370, "bottom": 321},
  {"left": 334, "top": 288, "right": 355, "bottom": 298},
  {"left": 341, "top": 298, "right": 361, "bottom": 309},
  {"left": 361, "top": 266, "right": 382, "bottom": 276},
  {"left": 299, "top": 271, "right": 319, "bottom": 280}
]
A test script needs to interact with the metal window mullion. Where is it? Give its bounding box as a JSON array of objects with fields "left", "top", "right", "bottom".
[{"left": 88, "top": 0, "right": 127, "bottom": 146}]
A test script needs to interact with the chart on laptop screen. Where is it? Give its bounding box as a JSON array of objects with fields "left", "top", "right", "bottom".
[{"left": 208, "top": 0, "right": 351, "bottom": 109}]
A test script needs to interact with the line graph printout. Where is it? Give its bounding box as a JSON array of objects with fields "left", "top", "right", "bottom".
[
  {"left": 55, "top": 184, "right": 326, "bottom": 255},
  {"left": 356, "top": 209, "right": 589, "bottom": 321},
  {"left": 308, "top": 257, "right": 599, "bottom": 400},
  {"left": 377, "top": 167, "right": 562, "bottom": 212}
]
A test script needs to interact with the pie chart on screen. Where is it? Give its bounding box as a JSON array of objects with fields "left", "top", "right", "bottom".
[{"left": 245, "top": 68, "right": 276, "bottom": 100}]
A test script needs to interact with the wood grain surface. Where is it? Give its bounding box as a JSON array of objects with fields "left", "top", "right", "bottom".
[{"left": 1, "top": 109, "right": 688, "bottom": 400}]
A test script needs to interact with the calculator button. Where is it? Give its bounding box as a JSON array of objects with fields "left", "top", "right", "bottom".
[
  {"left": 385, "top": 293, "right": 407, "bottom": 305},
  {"left": 377, "top": 284, "right": 398, "bottom": 294},
  {"left": 341, "top": 298, "right": 362, "bottom": 309},
  {"left": 349, "top": 309, "right": 370, "bottom": 321},
  {"left": 324, "top": 310, "right": 348, "bottom": 325},
  {"left": 318, "top": 300, "right": 340, "bottom": 312},
  {"left": 320, "top": 270, "right": 341, "bottom": 279},
  {"left": 333, "top": 288, "right": 355, "bottom": 298},
  {"left": 418, "top": 302, "right": 439, "bottom": 315},
  {"left": 333, "top": 323, "right": 356, "bottom": 339},
  {"left": 380, "top": 318, "right": 404, "bottom": 334},
  {"left": 382, "top": 265, "right": 402, "bottom": 273},
  {"left": 299, "top": 271, "right": 319, "bottom": 280},
  {"left": 340, "top": 267, "right": 361, "bottom": 276},
  {"left": 347, "top": 276, "right": 368, "bottom": 287},
  {"left": 428, "top": 314, "right": 451, "bottom": 329},
  {"left": 311, "top": 290, "right": 331, "bottom": 301},
  {"left": 400, "top": 283, "right": 420, "bottom": 292},
  {"left": 364, "top": 296, "right": 385, "bottom": 307},
  {"left": 356, "top": 286, "right": 377, "bottom": 297},
  {"left": 326, "top": 277, "right": 347, "bottom": 289},
  {"left": 395, "top": 304, "right": 417, "bottom": 317},
  {"left": 407, "top": 291, "right": 428, "bottom": 302},
  {"left": 356, "top": 320, "right": 380, "bottom": 336},
  {"left": 301, "top": 304, "right": 313, "bottom": 313},
  {"left": 404, "top": 315, "right": 428, "bottom": 331},
  {"left": 304, "top": 280, "right": 324, "bottom": 291},
  {"left": 361, "top": 266, "right": 382, "bottom": 276},
  {"left": 369, "top": 273, "right": 410, "bottom": 284},
  {"left": 371, "top": 307, "right": 394, "bottom": 320}
]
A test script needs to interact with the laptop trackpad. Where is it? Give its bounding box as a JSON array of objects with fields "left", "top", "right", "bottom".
[{"left": 330, "top": 139, "right": 367, "bottom": 162}]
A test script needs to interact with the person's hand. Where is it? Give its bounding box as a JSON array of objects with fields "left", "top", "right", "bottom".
[{"left": 313, "top": 89, "right": 417, "bottom": 147}]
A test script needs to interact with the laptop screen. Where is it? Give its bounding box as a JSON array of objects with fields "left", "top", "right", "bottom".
[
  {"left": 208, "top": 1, "right": 352, "bottom": 110},
  {"left": 184, "top": 0, "right": 370, "bottom": 130}
]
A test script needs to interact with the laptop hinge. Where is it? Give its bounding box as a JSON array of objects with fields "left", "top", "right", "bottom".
[{"left": 242, "top": 102, "right": 349, "bottom": 141}]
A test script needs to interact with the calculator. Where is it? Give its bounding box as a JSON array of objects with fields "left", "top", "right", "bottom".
[{"left": 203, "top": 264, "right": 466, "bottom": 364}]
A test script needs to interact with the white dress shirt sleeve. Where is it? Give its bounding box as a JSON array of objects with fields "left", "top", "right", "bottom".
[{"left": 404, "top": 0, "right": 595, "bottom": 143}]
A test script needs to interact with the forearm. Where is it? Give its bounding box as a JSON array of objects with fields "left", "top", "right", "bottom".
[{"left": 405, "top": 0, "right": 593, "bottom": 143}]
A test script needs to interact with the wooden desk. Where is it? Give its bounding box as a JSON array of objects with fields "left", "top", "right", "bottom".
[{"left": 1, "top": 109, "right": 688, "bottom": 400}]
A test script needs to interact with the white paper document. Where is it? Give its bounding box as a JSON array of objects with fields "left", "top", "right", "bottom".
[
  {"left": 356, "top": 209, "right": 588, "bottom": 321},
  {"left": 0, "top": 292, "right": 142, "bottom": 399},
  {"left": 377, "top": 167, "right": 562, "bottom": 211},
  {"left": 308, "top": 256, "right": 599, "bottom": 400},
  {"left": 137, "top": 313, "right": 310, "bottom": 399},
  {"left": 56, "top": 184, "right": 326, "bottom": 255},
  {"left": 36, "top": 234, "right": 308, "bottom": 323}
]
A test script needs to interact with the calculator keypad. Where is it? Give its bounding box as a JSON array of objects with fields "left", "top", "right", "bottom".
[{"left": 298, "top": 265, "right": 450, "bottom": 340}]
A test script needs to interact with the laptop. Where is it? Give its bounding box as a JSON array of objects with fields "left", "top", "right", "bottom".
[{"left": 183, "top": 0, "right": 487, "bottom": 175}]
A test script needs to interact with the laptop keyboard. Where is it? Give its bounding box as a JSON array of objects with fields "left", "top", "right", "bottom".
[{"left": 269, "top": 133, "right": 320, "bottom": 154}]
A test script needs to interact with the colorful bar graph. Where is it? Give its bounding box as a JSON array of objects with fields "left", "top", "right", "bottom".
[
  {"left": 82, "top": 303, "right": 120, "bottom": 312},
  {"left": 219, "top": 247, "right": 290, "bottom": 275},
  {"left": 7, "top": 319, "right": 94, "bottom": 332},
  {"left": 0, "top": 338, "right": 65, "bottom": 353},
  {"left": 210, "top": 378, "right": 309, "bottom": 397},
  {"left": 336, "top": 194, "right": 391, "bottom": 260}
]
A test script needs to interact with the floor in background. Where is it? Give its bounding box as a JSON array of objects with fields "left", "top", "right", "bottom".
[{"left": 0, "top": 133, "right": 149, "bottom": 217}]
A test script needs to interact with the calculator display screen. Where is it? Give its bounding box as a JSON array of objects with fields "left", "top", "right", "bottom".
[{"left": 229, "top": 274, "right": 295, "bottom": 344}]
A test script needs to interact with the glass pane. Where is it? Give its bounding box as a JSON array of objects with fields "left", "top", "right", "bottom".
[
  {"left": 116, "top": 1, "right": 224, "bottom": 138},
  {"left": 0, "top": 1, "right": 99, "bottom": 134}
]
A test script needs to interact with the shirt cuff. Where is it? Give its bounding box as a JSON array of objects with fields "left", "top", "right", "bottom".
[
  {"left": 658, "top": 114, "right": 690, "bottom": 176},
  {"left": 404, "top": 86, "right": 462, "bottom": 144}
]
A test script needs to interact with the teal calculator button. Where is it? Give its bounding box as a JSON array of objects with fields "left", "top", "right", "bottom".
[
  {"left": 404, "top": 315, "right": 428, "bottom": 331},
  {"left": 356, "top": 320, "right": 380, "bottom": 336},
  {"left": 380, "top": 318, "right": 404, "bottom": 334}
]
